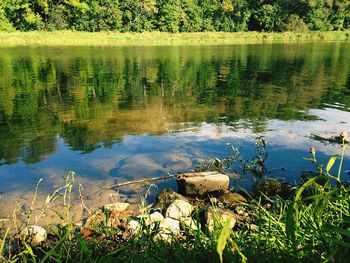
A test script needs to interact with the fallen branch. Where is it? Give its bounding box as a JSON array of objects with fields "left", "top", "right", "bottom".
[{"left": 100, "top": 174, "right": 175, "bottom": 193}]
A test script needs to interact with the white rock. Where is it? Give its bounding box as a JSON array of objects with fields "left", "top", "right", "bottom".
[
  {"left": 177, "top": 172, "right": 230, "bottom": 195},
  {"left": 141, "top": 211, "right": 165, "bottom": 227},
  {"left": 182, "top": 218, "right": 200, "bottom": 231},
  {"left": 127, "top": 220, "right": 140, "bottom": 234},
  {"left": 104, "top": 203, "right": 129, "bottom": 213},
  {"left": 159, "top": 218, "right": 180, "bottom": 233},
  {"left": 20, "top": 225, "right": 47, "bottom": 247},
  {"left": 147, "top": 211, "right": 164, "bottom": 225},
  {"left": 166, "top": 200, "right": 193, "bottom": 220},
  {"left": 155, "top": 218, "right": 180, "bottom": 243}
]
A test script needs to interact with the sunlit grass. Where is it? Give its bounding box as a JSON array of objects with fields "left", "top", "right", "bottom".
[{"left": 0, "top": 31, "right": 348, "bottom": 46}]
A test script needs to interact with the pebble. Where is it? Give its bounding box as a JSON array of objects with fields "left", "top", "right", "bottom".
[{"left": 20, "top": 225, "right": 47, "bottom": 247}]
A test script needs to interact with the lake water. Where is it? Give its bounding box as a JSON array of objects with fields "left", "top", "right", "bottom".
[{"left": 0, "top": 42, "right": 350, "bottom": 221}]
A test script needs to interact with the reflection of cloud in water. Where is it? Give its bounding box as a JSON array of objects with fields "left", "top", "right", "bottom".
[
  {"left": 168, "top": 108, "right": 350, "bottom": 159},
  {"left": 1, "top": 107, "right": 349, "bottom": 223},
  {"left": 266, "top": 108, "right": 350, "bottom": 157}
]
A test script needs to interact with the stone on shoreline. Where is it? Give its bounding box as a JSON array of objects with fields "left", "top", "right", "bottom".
[
  {"left": 104, "top": 203, "right": 130, "bottom": 213},
  {"left": 205, "top": 208, "right": 237, "bottom": 232},
  {"left": 181, "top": 218, "right": 200, "bottom": 231},
  {"left": 177, "top": 172, "right": 229, "bottom": 195},
  {"left": 217, "top": 192, "right": 247, "bottom": 207},
  {"left": 154, "top": 188, "right": 188, "bottom": 211},
  {"left": 143, "top": 211, "right": 164, "bottom": 226},
  {"left": 20, "top": 225, "right": 47, "bottom": 247},
  {"left": 127, "top": 220, "right": 140, "bottom": 234},
  {"left": 254, "top": 178, "right": 283, "bottom": 196},
  {"left": 166, "top": 200, "right": 193, "bottom": 220},
  {"left": 154, "top": 218, "right": 180, "bottom": 243},
  {"left": 84, "top": 202, "right": 134, "bottom": 231}
]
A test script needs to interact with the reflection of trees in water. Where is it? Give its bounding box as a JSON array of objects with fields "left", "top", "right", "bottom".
[{"left": 0, "top": 43, "right": 349, "bottom": 164}]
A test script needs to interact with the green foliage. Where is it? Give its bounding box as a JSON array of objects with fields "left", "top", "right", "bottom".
[
  {"left": 284, "top": 15, "right": 309, "bottom": 32},
  {"left": 252, "top": 4, "right": 284, "bottom": 32},
  {"left": 157, "top": 0, "right": 184, "bottom": 33},
  {"left": 0, "top": 0, "right": 347, "bottom": 32},
  {"left": 0, "top": 3, "right": 14, "bottom": 32}
]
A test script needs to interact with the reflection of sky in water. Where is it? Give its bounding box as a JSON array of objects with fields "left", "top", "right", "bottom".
[{"left": 1, "top": 107, "right": 349, "bottom": 202}]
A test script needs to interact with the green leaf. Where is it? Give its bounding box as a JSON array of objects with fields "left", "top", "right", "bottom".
[
  {"left": 295, "top": 176, "right": 326, "bottom": 203},
  {"left": 302, "top": 157, "right": 314, "bottom": 161},
  {"left": 23, "top": 242, "right": 37, "bottom": 262},
  {"left": 321, "top": 226, "right": 350, "bottom": 238},
  {"left": 286, "top": 204, "right": 296, "bottom": 242},
  {"left": 326, "top": 155, "right": 338, "bottom": 173},
  {"left": 217, "top": 220, "right": 232, "bottom": 263},
  {"left": 40, "top": 232, "right": 68, "bottom": 263},
  {"left": 0, "top": 228, "right": 9, "bottom": 256}
]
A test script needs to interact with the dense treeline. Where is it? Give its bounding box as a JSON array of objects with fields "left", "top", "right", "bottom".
[{"left": 0, "top": 0, "right": 349, "bottom": 32}]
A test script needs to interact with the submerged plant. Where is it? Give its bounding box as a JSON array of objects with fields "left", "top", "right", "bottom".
[{"left": 196, "top": 136, "right": 268, "bottom": 177}]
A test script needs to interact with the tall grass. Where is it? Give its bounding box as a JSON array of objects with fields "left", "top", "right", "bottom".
[{"left": 0, "top": 31, "right": 348, "bottom": 46}]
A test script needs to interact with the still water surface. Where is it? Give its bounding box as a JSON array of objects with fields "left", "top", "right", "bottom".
[{"left": 0, "top": 42, "right": 349, "bottom": 219}]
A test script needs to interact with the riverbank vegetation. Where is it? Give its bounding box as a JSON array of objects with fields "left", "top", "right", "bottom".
[
  {"left": 0, "top": 0, "right": 349, "bottom": 33},
  {"left": 1, "top": 135, "right": 349, "bottom": 262},
  {"left": 0, "top": 31, "right": 349, "bottom": 46}
]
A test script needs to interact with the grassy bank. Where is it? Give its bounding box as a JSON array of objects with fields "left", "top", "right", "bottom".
[
  {"left": 1, "top": 175, "right": 349, "bottom": 262},
  {"left": 0, "top": 31, "right": 349, "bottom": 46}
]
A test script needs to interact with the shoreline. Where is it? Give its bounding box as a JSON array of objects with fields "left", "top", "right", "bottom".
[
  {"left": 0, "top": 31, "right": 349, "bottom": 47},
  {"left": 1, "top": 173, "right": 349, "bottom": 262},
  {"left": 1, "top": 133, "right": 349, "bottom": 262}
]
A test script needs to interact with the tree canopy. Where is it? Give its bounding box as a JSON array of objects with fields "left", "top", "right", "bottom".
[{"left": 0, "top": 0, "right": 349, "bottom": 32}]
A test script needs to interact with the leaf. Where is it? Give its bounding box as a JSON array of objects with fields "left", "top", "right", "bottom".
[
  {"left": 217, "top": 220, "right": 232, "bottom": 263},
  {"left": 40, "top": 232, "right": 68, "bottom": 263},
  {"left": 23, "top": 242, "right": 37, "bottom": 262},
  {"left": 76, "top": 234, "right": 92, "bottom": 261},
  {"left": 302, "top": 157, "right": 314, "bottom": 161},
  {"left": 326, "top": 155, "right": 338, "bottom": 173},
  {"left": 322, "top": 237, "right": 350, "bottom": 248},
  {"left": 295, "top": 176, "right": 326, "bottom": 203},
  {"left": 321, "top": 226, "right": 350, "bottom": 238},
  {"left": 285, "top": 204, "right": 296, "bottom": 242},
  {"left": 0, "top": 228, "right": 9, "bottom": 256}
]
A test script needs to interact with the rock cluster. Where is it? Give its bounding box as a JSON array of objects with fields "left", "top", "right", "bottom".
[{"left": 10, "top": 174, "right": 290, "bottom": 248}]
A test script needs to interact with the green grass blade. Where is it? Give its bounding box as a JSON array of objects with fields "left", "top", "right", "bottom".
[
  {"left": 0, "top": 228, "right": 9, "bottom": 256},
  {"left": 216, "top": 220, "right": 232, "bottom": 263},
  {"left": 321, "top": 226, "right": 350, "bottom": 238},
  {"left": 75, "top": 234, "right": 92, "bottom": 261},
  {"left": 285, "top": 204, "right": 296, "bottom": 243},
  {"left": 326, "top": 155, "right": 338, "bottom": 174},
  {"left": 295, "top": 176, "right": 326, "bottom": 203},
  {"left": 40, "top": 232, "right": 68, "bottom": 263},
  {"left": 23, "top": 242, "right": 37, "bottom": 263}
]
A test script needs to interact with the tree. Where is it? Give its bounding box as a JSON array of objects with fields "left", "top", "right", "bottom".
[
  {"left": 0, "top": 2, "right": 14, "bottom": 31},
  {"left": 157, "top": 0, "right": 184, "bottom": 33}
]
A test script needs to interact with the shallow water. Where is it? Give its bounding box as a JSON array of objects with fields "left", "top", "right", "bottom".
[{"left": 0, "top": 42, "right": 349, "bottom": 222}]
